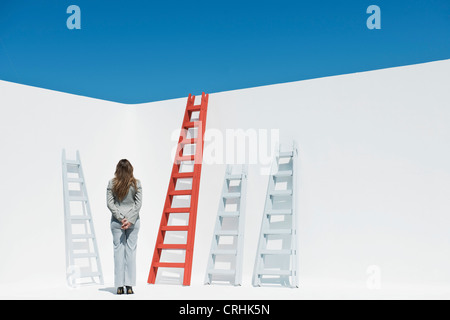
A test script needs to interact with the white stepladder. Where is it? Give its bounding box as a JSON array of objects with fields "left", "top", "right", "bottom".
[
  {"left": 62, "top": 149, "right": 103, "bottom": 287},
  {"left": 252, "top": 141, "right": 299, "bottom": 288},
  {"left": 204, "top": 164, "right": 248, "bottom": 286}
]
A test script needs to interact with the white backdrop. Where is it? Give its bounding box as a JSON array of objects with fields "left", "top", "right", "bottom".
[{"left": 1, "top": 59, "right": 450, "bottom": 299}]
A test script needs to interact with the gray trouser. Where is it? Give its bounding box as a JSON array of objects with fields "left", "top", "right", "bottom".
[{"left": 110, "top": 218, "right": 140, "bottom": 287}]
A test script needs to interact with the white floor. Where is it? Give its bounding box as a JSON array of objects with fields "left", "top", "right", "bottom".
[{"left": 1, "top": 275, "right": 449, "bottom": 300}]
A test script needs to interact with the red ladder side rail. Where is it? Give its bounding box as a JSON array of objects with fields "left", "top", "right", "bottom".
[
  {"left": 183, "top": 92, "right": 208, "bottom": 285},
  {"left": 148, "top": 92, "right": 209, "bottom": 286}
]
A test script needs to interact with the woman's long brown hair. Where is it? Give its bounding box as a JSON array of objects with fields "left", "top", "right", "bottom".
[{"left": 112, "top": 159, "right": 138, "bottom": 201}]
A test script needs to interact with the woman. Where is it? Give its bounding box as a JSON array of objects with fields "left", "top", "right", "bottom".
[{"left": 107, "top": 159, "right": 142, "bottom": 295}]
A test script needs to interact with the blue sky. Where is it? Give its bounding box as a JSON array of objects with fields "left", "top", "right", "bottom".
[{"left": 0, "top": 0, "right": 449, "bottom": 103}]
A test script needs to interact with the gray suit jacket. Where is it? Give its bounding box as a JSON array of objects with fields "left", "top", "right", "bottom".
[{"left": 107, "top": 179, "right": 142, "bottom": 224}]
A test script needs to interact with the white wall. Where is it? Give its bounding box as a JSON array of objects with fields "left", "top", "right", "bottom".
[
  {"left": 1, "top": 59, "right": 449, "bottom": 298},
  {"left": 204, "top": 59, "right": 450, "bottom": 287}
]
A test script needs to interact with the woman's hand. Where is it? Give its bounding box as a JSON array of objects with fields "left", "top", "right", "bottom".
[{"left": 121, "top": 219, "right": 132, "bottom": 230}]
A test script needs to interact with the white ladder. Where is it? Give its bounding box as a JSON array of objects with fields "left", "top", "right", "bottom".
[
  {"left": 252, "top": 142, "right": 299, "bottom": 288},
  {"left": 204, "top": 164, "right": 248, "bottom": 286},
  {"left": 62, "top": 149, "right": 103, "bottom": 287}
]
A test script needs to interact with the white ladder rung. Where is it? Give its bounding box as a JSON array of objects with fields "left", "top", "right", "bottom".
[
  {"left": 71, "top": 234, "right": 95, "bottom": 239},
  {"left": 215, "top": 230, "right": 239, "bottom": 236},
  {"left": 226, "top": 174, "right": 243, "bottom": 180},
  {"left": 70, "top": 215, "right": 90, "bottom": 220},
  {"left": 258, "top": 269, "right": 292, "bottom": 276},
  {"left": 211, "top": 249, "right": 237, "bottom": 255},
  {"left": 207, "top": 269, "right": 236, "bottom": 275},
  {"left": 65, "top": 160, "right": 80, "bottom": 166},
  {"left": 79, "top": 271, "right": 102, "bottom": 278},
  {"left": 68, "top": 196, "right": 88, "bottom": 202},
  {"left": 279, "top": 151, "right": 293, "bottom": 157},
  {"left": 222, "top": 192, "right": 241, "bottom": 198},
  {"left": 67, "top": 177, "right": 83, "bottom": 183},
  {"left": 218, "top": 211, "right": 240, "bottom": 217},
  {"left": 73, "top": 253, "right": 98, "bottom": 259},
  {"left": 266, "top": 209, "right": 292, "bottom": 215},
  {"left": 263, "top": 228, "right": 292, "bottom": 235},
  {"left": 274, "top": 170, "right": 293, "bottom": 177},
  {"left": 270, "top": 189, "right": 292, "bottom": 196},
  {"left": 260, "top": 249, "right": 292, "bottom": 255}
]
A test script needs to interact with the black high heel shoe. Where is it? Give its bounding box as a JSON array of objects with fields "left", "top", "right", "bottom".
[
  {"left": 117, "top": 287, "right": 124, "bottom": 295},
  {"left": 126, "top": 286, "right": 134, "bottom": 294}
]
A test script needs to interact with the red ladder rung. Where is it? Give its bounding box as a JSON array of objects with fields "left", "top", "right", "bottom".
[
  {"left": 160, "top": 225, "right": 189, "bottom": 231},
  {"left": 153, "top": 262, "right": 185, "bottom": 268},
  {"left": 183, "top": 121, "right": 198, "bottom": 129},
  {"left": 165, "top": 207, "right": 191, "bottom": 213},
  {"left": 172, "top": 172, "right": 194, "bottom": 179},
  {"left": 187, "top": 104, "right": 201, "bottom": 111},
  {"left": 179, "top": 138, "right": 197, "bottom": 145},
  {"left": 175, "top": 155, "right": 195, "bottom": 162},
  {"left": 169, "top": 189, "right": 192, "bottom": 196},
  {"left": 157, "top": 244, "right": 187, "bottom": 250}
]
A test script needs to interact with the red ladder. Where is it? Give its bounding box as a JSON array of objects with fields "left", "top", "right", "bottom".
[{"left": 148, "top": 92, "right": 209, "bottom": 286}]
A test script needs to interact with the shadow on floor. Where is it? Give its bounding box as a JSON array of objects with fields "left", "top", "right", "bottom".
[{"left": 98, "top": 287, "right": 117, "bottom": 295}]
